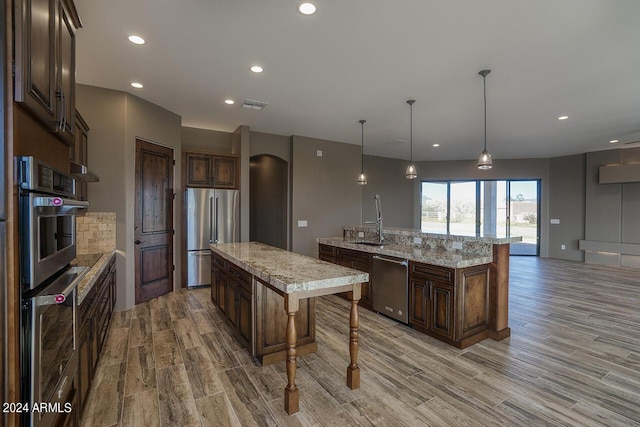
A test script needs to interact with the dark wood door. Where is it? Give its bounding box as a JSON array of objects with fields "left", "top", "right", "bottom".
[
  {"left": 56, "top": 0, "right": 76, "bottom": 143},
  {"left": 134, "top": 139, "right": 174, "bottom": 304},
  {"left": 238, "top": 287, "right": 252, "bottom": 347},
  {"left": 185, "top": 152, "right": 212, "bottom": 187},
  {"left": 430, "top": 283, "right": 455, "bottom": 341},
  {"left": 225, "top": 279, "right": 238, "bottom": 327},
  {"left": 409, "top": 278, "right": 428, "bottom": 329},
  {"left": 15, "top": 0, "right": 58, "bottom": 126},
  {"left": 213, "top": 156, "right": 238, "bottom": 189}
]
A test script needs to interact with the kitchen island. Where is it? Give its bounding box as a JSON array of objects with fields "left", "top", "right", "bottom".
[
  {"left": 210, "top": 242, "right": 368, "bottom": 415},
  {"left": 318, "top": 227, "right": 520, "bottom": 348}
]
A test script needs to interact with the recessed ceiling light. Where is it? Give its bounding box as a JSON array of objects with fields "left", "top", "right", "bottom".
[
  {"left": 558, "top": 115, "right": 569, "bottom": 120},
  {"left": 433, "top": 144, "right": 440, "bottom": 147},
  {"left": 609, "top": 139, "right": 619, "bottom": 144},
  {"left": 130, "top": 82, "right": 143, "bottom": 89},
  {"left": 250, "top": 65, "right": 263, "bottom": 73},
  {"left": 128, "top": 35, "right": 146, "bottom": 45},
  {"left": 298, "top": 2, "right": 316, "bottom": 15},
  {"left": 224, "top": 99, "right": 235, "bottom": 105}
]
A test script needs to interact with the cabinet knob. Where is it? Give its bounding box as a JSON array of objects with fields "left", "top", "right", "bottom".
[{"left": 135, "top": 240, "right": 142, "bottom": 245}]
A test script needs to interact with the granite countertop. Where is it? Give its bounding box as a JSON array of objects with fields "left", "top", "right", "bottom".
[
  {"left": 344, "top": 226, "right": 522, "bottom": 245},
  {"left": 317, "top": 238, "right": 493, "bottom": 269},
  {"left": 75, "top": 250, "right": 116, "bottom": 304},
  {"left": 210, "top": 242, "right": 369, "bottom": 294}
]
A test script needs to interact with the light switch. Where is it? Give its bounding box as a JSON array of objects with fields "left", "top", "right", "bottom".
[
  {"left": 297, "top": 220, "right": 308, "bottom": 227},
  {"left": 561, "top": 244, "right": 566, "bottom": 250},
  {"left": 550, "top": 218, "right": 560, "bottom": 224},
  {"left": 316, "top": 150, "right": 323, "bottom": 157},
  {"left": 413, "top": 237, "right": 422, "bottom": 244}
]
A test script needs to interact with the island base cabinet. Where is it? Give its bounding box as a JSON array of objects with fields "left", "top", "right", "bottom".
[
  {"left": 255, "top": 279, "right": 316, "bottom": 365},
  {"left": 211, "top": 253, "right": 317, "bottom": 365},
  {"left": 409, "top": 261, "right": 490, "bottom": 349},
  {"left": 318, "top": 244, "right": 372, "bottom": 310}
]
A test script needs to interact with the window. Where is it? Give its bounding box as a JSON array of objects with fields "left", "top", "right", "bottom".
[{"left": 421, "top": 179, "right": 540, "bottom": 256}]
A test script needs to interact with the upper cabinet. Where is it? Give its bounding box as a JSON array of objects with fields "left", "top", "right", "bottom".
[
  {"left": 14, "top": 0, "right": 81, "bottom": 145},
  {"left": 72, "top": 110, "right": 89, "bottom": 200},
  {"left": 184, "top": 151, "right": 239, "bottom": 189}
]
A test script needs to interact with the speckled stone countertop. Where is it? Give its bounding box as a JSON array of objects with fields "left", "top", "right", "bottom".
[
  {"left": 75, "top": 250, "right": 116, "bottom": 304},
  {"left": 317, "top": 238, "right": 492, "bottom": 269},
  {"left": 210, "top": 242, "right": 369, "bottom": 294}
]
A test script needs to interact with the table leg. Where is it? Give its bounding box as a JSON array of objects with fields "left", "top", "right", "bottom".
[
  {"left": 284, "top": 295, "right": 299, "bottom": 415},
  {"left": 347, "top": 283, "right": 361, "bottom": 389}
]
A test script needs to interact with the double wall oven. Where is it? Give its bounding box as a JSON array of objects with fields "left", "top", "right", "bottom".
[{"left": 18, "top": 157, "right": 89, "bottom": 427}]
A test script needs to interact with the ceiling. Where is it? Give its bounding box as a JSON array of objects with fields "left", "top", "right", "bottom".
[{"left": 75, "top": 0, "right": 640, "bottom": 162}]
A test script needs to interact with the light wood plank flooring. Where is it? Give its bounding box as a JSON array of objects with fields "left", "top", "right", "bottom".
[{"left": 80, "top": 257, "right": 640, "bottom": 426}]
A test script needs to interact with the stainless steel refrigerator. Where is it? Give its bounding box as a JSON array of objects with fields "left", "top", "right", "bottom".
[{"left": 186, "top": 188, "right": 239, "bottom": 287}]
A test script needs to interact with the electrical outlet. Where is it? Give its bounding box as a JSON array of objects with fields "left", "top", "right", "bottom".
[
  {"left": 413, "top": 237, "right": 422, "bottom": 244},
  {"left": 297, "top": 220, "right": 308, "bottom": 227},
  {"left": 561, "top": 244, "right": 566, "bottom": 250},
  {"left": 358, "top": 231, "right": 365, "bottom": 238},
  {"left": 452, "top": 241, "right": 463, "bottom": 250},
  {"left": 550, "top": 218, "right": 560, "bottom": 224},
  {"left": 316, "top": 150, "right": 323, "bottom": 157}
]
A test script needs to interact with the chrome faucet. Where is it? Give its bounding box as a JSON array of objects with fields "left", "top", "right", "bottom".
[{"left": 364, "top": 194, "right": 383, "bottom": 244}]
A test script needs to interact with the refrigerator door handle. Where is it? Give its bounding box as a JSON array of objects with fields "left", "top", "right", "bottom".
[
  {"left": 209, "top": 195, "right": 214, "bottom": 243},
  {"left": 215, "top": 195, "right": 219, "bottom": 243}
]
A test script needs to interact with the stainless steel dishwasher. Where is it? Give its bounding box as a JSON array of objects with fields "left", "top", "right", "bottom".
[{"left": 372, "top": 255, "right": 409, "bottom": 323}]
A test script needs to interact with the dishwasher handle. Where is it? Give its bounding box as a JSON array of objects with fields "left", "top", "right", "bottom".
[{"left": 372, "top": 255, "right": 408, "bottom": 267}]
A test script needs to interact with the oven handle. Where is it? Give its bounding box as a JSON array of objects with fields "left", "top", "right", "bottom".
[
  {"left": 34, "top": 196, "right": 89, "bottom": 209},
  {"left": 34, "top": 267, "right": 88, "bottom": 307}
]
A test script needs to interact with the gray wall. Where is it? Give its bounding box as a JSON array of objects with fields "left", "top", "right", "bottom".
[
  {"left": 583, "top": 147, "right": 640, "bottom": 267},
  {"left": 361, "top": 155, "right": 414, "bottom": 228},
  {"left": 182, "top": 126, "right": 232, "bottom": 153},
  {"left": 548, "top": 154, "right": 585, "bottom": 261},
  {"left": 291, "top": 135, "right": 361, "bottom": 257},
  {"left": 233, "top": 126, "right": 251, "bottom": 242},
  {"left": 250, "top": 131, "right": 292, "bottom": 248},
  {"left": 77, "top": 84, "right": 182, "bottom": 310}
]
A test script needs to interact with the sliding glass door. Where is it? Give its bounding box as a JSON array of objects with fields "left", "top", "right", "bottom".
[
  {"left": 421, "top": 179, "right": 540, "bottom": 256},
  {"left": 508, "top": 180, "right": 539, "bottom": 255}
]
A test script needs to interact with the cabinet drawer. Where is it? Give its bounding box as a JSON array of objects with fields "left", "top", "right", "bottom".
[
  {"left": 410, "top": 262, "right": 454, "bottom": 284},
  {"left": 319, "top": 244, "right": 336, "bottom": 258},
  {"left": 336, "top": 247, "right": 371, "bottom": 264},
  {"left": 211, "top": 254, "right": 227, "bottom": 271},
  {"left": 228, "top": 263, "right": 252, "bottom": 292}
]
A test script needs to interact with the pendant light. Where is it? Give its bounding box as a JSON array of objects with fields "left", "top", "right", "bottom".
[
  {"left": 357, "top": 120, "right": 367, "bottom": 185},
  {"left": 405, "top": 99, "right": 417, "bottom": 179},
  {"left": 477, "top": 69, "right": 493, "bottom": 170}
]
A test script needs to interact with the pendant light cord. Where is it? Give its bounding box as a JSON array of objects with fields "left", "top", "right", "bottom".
[
  {"left": 407, "top": 99, "right": 415, "bottom": 162},
  {"left": 360, "top": 119, "right": 365, "bottom": 174},
  {"left": 483, "top": 74, "right": 487, "bottom": 151}
]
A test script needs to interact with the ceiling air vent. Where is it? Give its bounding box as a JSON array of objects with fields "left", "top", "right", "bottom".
[{"left": 242, "top": 99, "right": 268, "bottom": 110}]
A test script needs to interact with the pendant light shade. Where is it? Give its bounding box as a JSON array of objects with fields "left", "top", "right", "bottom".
[
  {"left": 357, "top": 119, "right": 367, "bottom": 185},
  {"left": 406, "top": 99, "right": 417, "bottom": 179},
  {"left": 477, "top": 69, "right": 493, "bottom": 170}
]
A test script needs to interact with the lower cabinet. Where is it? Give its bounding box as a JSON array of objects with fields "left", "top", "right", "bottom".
[
  {"left": 318, "top": 244, "right": 372, "bottom": 310},
  {"left": 78, "top": 256, "right": 116, "bottom": 416},
  {"left": 211, "top": 253, "right": 315, "bottom": 364},
  {"left": 409, "top": 261, "right": 489, "bottom": 348}
]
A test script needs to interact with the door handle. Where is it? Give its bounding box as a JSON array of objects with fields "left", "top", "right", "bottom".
[{"left": 135, "top": 240, "right": 143, "bottom": 245}]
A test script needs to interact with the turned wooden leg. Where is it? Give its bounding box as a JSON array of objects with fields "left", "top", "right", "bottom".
[
  {"left": 347, "top": 283, "right": 361, "bottom": 389},
  {"left": 284, "top": 295, "right": 299, "bottom": 415}
]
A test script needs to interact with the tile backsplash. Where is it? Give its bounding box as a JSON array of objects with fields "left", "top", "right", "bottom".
[{"left": 76, "top": 212, "right": 116, "bottom": 254}]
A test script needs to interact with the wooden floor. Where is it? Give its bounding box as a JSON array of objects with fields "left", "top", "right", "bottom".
[{"left": 80, "top": 257, "right": 640, "bottom": 427}]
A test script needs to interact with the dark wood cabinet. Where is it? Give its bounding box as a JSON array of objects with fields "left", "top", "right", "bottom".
[
  {"left": 409, "top": 261, "right": 489, "bottom": 348},
  {"left": 72, "top": 111, "right": 89, "bottom": 200},
  {"left": 318, "top": 244, "right": 372, "bottom": 310},
  {"left": 77, "top": 256, "right": 116, "bottom": 415},
  {"left": 183, "top": 151, "right": 239, "bottom": 189},
  {"left": 14, "top": 0, "right": 80, "bottom": 145},
  {"left": 212, "top": 156, "right": 238, "bottom": 188},
  {"left": 211, "top": 252, "right": 315, "bottom": 364}
]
